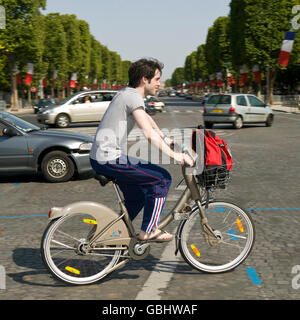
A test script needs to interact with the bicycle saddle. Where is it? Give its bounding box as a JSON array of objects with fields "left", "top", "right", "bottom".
[{"left": 94, "top": 174, "right": 115, "bottom": 186}]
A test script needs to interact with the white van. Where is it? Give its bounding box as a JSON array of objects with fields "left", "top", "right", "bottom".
[{"left": 37, "top": 90, "right": 118, "bottom": 128}]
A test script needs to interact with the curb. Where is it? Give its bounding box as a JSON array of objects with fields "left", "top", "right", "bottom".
[
  {"left": 5, "top": 108, "right": 34, "bottom": 115},
  {"left": 271, "top": 105, "right": 300, "bottom": 114}
]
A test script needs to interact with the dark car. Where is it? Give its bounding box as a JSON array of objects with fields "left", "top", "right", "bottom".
[
  {"left": 0, "top": 111, "right": 93, "bottom": 182},
  {"left": 34, "top": 98, "right": 56, "bottom": 114},
  {"left": 145, "top": 104, "right": 156, "bottom": 115}
]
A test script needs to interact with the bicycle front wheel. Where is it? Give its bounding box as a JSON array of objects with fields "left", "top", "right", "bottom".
[
  {"left": 41, "top": 213, "right": 123, "bottom": 285},
  {"left": 179, "top": 201, "right": 255, "bottom": 273}
]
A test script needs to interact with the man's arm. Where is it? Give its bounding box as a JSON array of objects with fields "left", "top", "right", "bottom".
[{"left": 132, "top": 107, "right": 193, "bottom": 165}]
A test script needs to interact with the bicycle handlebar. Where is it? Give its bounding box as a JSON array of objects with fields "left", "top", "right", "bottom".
[{"left": 169, "top": 140, "right": 197, "bottom": 167}]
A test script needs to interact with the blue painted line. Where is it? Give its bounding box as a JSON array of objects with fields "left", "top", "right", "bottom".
[
  {"left": 0, "top": 195, "right": 2, "bottom": 199},
  {"left": 249, "top": 208, "right": 300, "bottom": 211},
  {"left": 13, "top": 183, "right": 20, "bottom": 186},
  {"left": 0, "top": 214, "right": 47, "bottom": 219},
  {"left": 246, "top": 267, "right": 262, "bottom": 285}
]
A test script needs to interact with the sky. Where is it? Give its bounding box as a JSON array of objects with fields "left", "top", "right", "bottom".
[{"left": 42, "top": 0, "right": 231, "bottom": 81}]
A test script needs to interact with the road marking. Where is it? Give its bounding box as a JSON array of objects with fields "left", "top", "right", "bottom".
[
  {"left": 246, "top": 267, "right": 262, "bottom": 285},
  {"left": 135, "top": 232, "right": 180, "bottom": 300},
  {"left": 0, "top": 214, "right": 47, "bottom": 219}
]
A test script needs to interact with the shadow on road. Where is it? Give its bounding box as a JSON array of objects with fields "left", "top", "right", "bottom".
[{"left": 8, "top": 246, "right": 200, "bottom": 288}]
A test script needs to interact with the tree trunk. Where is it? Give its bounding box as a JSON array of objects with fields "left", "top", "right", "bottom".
[
  {"left": 9, "top": 57, "right": 19, "bottom": 111},
  {"left": 265, "top": 67, "right": 277, "bottom": 105},
  {"left": 256, "top": 82, "right": 262, "bottom": 99}
]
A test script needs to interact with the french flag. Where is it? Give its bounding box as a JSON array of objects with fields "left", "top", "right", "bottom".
[
  {"left": 216, "top": 72, "right": 223, "bottom": 87},
  {"left": 69, "top": 72, "right": 77, "bottom": 88},
  {"left": 52, "top": 68, "right": 58, "bottom": 83},
  {"left": 252, "top": 64, "right": 261, "bottom": 83},
  {"left": 278, "top": 31, "right": 296, "bottom": 67},
  {"left": 24, "top": 63, "right": 34, "bottom": 86}
]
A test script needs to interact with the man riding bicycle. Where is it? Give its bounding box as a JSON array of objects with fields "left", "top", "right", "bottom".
[{"left": 90, "top": 58, "right": 193, "bottom": 242}]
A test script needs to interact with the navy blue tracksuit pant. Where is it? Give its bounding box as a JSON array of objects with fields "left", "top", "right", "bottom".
[{"left": 90, "top": 157, "right": 172, "bottom": 233}]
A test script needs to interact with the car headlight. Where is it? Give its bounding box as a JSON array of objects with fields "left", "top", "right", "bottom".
[
  {"left": 42, "top": 109, "right": 55, "bottom": 114},
  {"left": 79, "top": 142, "right": 92, "bottom": 151}
]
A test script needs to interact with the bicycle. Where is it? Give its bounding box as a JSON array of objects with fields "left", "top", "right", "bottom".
[{"left": 40, "top": 148, "right": 255, "bottom": 285}]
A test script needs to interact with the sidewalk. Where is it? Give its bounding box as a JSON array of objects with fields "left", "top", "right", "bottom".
[
  {"left": 270, "top": 104, "right": 300, "bottom": 114},
  {"left": 5, "top": 107, "right": 34, "bottom": 115}
]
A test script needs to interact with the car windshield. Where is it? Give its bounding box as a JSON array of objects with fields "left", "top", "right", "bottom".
[
  {"left": 0, "top": 111, "right": 40, "bottom": 133},
  {"left": 207, "top": 95, "right": 232, "bottom": 104},
  {"left": 56, "top": 93, "right": 79, "bottom": 105},
  {"left": 37, "top": 99, "right": 55, "bottom": 105}
]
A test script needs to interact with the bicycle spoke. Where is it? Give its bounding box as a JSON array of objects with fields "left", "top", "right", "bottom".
[
  {"left": 179, "top": 201, "right": 254, "bottom": 273},
  {"left": 51, "top": 239, "right": 74, "bottom": 250}
]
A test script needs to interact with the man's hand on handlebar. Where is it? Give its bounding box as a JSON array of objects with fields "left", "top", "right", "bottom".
[{"left": 163, "top": 136, "right": 196, "bottom": 167}]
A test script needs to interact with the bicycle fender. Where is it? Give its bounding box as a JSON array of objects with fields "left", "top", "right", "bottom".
[{"left": 48, "top": 201, "right": 131, "bottom": 246}]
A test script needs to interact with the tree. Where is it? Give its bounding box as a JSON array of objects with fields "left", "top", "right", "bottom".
[
  {"left": 77, "top": 19, "right": 91, "bottom": 86},
  {"left": 171, "top": 67, "right": 185, "bottom": 86},
  {"left": 229, "top": 0, "right": 300, "bottom": 104},
  {"left": 195, "top": 44, "right": 209, "bottom": 82},
  {"left": 184, "top": 51, "right": 197, "bottom": 82},
  {"left": 43, "top": 13, "right": 68, "bottom": 98},
  {"left": 0, "top": 0, "right": 46, "bottom": 109}
]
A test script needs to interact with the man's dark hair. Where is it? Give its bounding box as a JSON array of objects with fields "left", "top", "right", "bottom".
[{"left": 128, "top": 58, "right": 164, "bottom": 88}]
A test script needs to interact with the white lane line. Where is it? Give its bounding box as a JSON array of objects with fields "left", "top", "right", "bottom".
[{"left": 135, "top": 235, "right": 180, "bottom": 300}]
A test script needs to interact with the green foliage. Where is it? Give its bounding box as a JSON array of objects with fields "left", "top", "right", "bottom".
[
  {"left": 171, "top": 67, "right": 185, "bottom": 86},
  {"left": 0, "top": 1, "right": 131, "bottom": 96},
  {"left": 171, "top": 0, "right": 300, "bottom": 94}
]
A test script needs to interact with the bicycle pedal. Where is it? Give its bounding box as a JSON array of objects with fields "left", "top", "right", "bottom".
[{"left": 173, "top": 212, "right": 190, "bottom": 220}]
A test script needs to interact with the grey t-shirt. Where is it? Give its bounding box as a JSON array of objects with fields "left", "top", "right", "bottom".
[{"left": 90, "top": 87, "right": 145, "bottom": 162}]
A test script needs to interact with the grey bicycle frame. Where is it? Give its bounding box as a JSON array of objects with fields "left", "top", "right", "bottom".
[{"left": 112, "top": 166, "right": 211, "bottom": 238}]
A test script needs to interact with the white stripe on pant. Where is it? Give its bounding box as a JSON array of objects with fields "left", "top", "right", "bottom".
[{"left": 146, "top": 197, "right": 165, "bottom": 233}]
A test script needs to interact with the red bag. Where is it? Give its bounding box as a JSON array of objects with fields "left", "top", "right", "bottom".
[{"left": 191, "top": 127, "right": 233, "bottom": 189}]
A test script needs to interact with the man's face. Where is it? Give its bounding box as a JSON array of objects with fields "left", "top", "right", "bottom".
[{"left": 144, "top": 69, "right": 161, "bottom": 96}]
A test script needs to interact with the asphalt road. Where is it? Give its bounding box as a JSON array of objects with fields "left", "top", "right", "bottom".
[{"left": 0, "top": 97, "right": 300, "bottom": 304}]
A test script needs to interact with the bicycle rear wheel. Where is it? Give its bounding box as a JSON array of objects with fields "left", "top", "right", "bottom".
[
  {"left": 41, "top": 213, "right": 123, "bottom": 285},
  {"left": 179, "top": 201, "right": 255, "bottom": 273}
]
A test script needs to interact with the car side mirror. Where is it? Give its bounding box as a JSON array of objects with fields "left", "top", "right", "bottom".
[
  {"left": 3, "top": 127, "right": 18, "bottom": 137},
  {"left": 72, "top": 100, "right": 80, "bottom": 105}
]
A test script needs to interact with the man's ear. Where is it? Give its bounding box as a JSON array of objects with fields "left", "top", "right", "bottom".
[{"left": 141, "top": 76, "right": 150, "bottom": 85}]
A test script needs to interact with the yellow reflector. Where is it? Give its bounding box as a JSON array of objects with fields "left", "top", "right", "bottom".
[
  {"left": 83, "top": 219, "right": 97, "bottom": 225},
  {"left": 236, "top": 219, "right": 244, "bottom": 232},
  {"left": 191, "top": 244, "right": 201, "bottom": 257},
  {"left": 65, "top": 266, "right": 80, "bottom": 275}
]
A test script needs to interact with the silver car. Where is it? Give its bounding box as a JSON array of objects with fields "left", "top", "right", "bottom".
[
  {"left": 202, "top": 93, "right": 274, "bottom": 129},
  {"left": 0, "top": 111, "right": 93, "bottom": 182},
  {"left": 37, "top": 90, "right": 118, "bottom": 128}
]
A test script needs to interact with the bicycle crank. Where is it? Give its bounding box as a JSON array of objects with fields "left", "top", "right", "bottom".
[{"left": 128, "top": 238, "right": 151, "bottom": 260}]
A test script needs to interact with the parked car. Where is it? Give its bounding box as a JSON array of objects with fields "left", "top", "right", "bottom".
[
  {"left": 168, "top": 90, "right": 177, "bottom": 97},
  {"left": 33, "top": 98, "right": 56, "bottom": 114},
  {"left": 0, "top": 110, "right": 93, "bottom": 182},
  {"left": 144, "top": 96, "right": 165, "bottom": 112},
  {"left": 145, "top": 104, "right": 156, "bottom": 115},
  {"left": 158, "top": 90, "right": 167, "bottom": 97},
  {"left": 201, "top": 94, "right": 212, "bottom": 105},
  {"left": 37, "top": 90, "right": 118, "bottom": 128},
  {"left": 202, "top": 93, "right": 274, "bottom": 129}
]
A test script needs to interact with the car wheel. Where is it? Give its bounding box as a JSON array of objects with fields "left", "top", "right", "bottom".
[
  {"left": 233, "top": 116, "right": 243, "bottom": 129},
  {"left": 204, "top": 122, "right": 213, "bottom": 129},
  {"left": 55, "top": 114, "right": 70, "bottom": 128},
  {"left": 41, "top": 151, "right": 75, "bottom": 183},
  {"left": 265, "top": 114, "right": 274, "bottom": 127}
]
